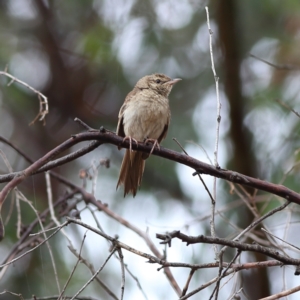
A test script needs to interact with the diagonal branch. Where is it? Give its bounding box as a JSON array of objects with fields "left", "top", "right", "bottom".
[{"left": 1, "top": 127, "right": 300, "bottom": 208}]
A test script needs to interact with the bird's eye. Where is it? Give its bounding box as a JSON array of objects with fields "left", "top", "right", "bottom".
[{"left": 155, "top": 79, "right": 161, "bottom": 84}]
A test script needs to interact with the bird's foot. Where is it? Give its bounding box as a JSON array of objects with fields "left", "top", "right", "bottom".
[
  {"left": 122, "top": 136, "right": 138, "bottom": 152},
  {"left": 144, "top": 138, "right": 160, "bottom": 155}
]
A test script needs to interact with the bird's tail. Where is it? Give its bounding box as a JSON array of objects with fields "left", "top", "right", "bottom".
[{"left": 117, "top": 150, "right": 145, "bottom": 197}]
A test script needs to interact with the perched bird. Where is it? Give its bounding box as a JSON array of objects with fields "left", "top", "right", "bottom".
[{"left": 116, "top": 73, "right": 181, "bottom": 197}]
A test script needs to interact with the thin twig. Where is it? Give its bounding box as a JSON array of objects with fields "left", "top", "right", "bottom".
[
  {"left": 173, "top": 138, "right": 215, "bottom": 209},
  {"left": 219, "top": 200, "right": 290, "bottom": 255},
  {"left": 124, "top": 264, "right": 149, "bottom": 300},
  {"left": 249, "top": 53, "right": 300, "bottom": 70},
  {"left": 262, "top": 227, "right": 300, "bottom": 251},
  {"left": 45, "top": 171, "right": 71, "bottom": 243},
  {"left": 74, "top": 117, "right": 93, "bottom": 130},
  {"left": 181, "top": 269, "right": 196, "bottom": 296},
  {"left": 187, "top": 140, "right": 213, "bottom": 165},
  {"left": 0, "top": 290, "right": 24, "bottom": 299},
  {"left": 16, "top": 190, "right": 61, "bottom": 294},
  {"left": 0, "top": 191, "right": 77, "bottom": 272},
  {"left": 180, "top": 274, "right": 222, "bottom": 300},
  {"left": 117, "top": 247, "right": 125, "bottom": 300},
  {"left": 0, "top": 70, "right": 49, "bottom": 124},
  {"left": 58, "top": 232, "right": 87, "bottom": 300},
  {"left": 275, "top": 98, "right": 300, "bottom": 118},
  {"left": 70, "top": 246, "right": 117, "bottom": 300},
  {"left": 228, "top": 287, "right": 243, "bottom": 300},
  {"left": 0, "top": 221, "right": 66, "bottom": 268},
  {"left": 210, "top": 250, "right": 241, "bottom": 300},
  {"left": 68, "top": 242, "right": 119, "bottom": 300},
  {"left": 213, "top": 252, "right": 224, "bottom": 300},
  {"left": 205, "top": 4, "right": 220, "bottom": 257},
  {"left": 259, "top": 284, "right": 300, "bottom": 300},
  {"left": 205, "top": 7, "right": 221, "bottom": 169}
]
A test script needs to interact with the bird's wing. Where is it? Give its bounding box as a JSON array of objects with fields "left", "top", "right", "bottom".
[
  {"left": 158, "top": 105, "right": 171, "bottom": 143},
  {"left": 116, "top": 109, "right": 125, "bottom": 137},
  {"left": 158, "top": 123, "right": 169, "bottom": 143},
  {"left": 116, "top": 88, "right": 138, "bottom": 137}
]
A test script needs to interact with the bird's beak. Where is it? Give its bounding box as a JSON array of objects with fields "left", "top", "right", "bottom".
[{"left": 168, "top": 78, "right": 182, "bottom": 85}]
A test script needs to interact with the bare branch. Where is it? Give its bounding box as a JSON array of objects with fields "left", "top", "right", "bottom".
[
  {"left": 0, "top": 70, "right": 49, "bottom": 125},
  {"left": 259, "top": 284, "right": 300, "bottom": 300},
  {"left": 0, "top": 128, "right": 300, "bottom": 211},
  {"left": 156, "top": 230, "right": 300, "bottom": 266},
  {"left": 205, "top": 5, "right": 220, "bottom": 257}
]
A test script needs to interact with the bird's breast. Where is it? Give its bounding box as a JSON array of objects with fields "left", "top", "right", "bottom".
[{"left": 122, "top": 94, "right": 170, "bottom": 141}]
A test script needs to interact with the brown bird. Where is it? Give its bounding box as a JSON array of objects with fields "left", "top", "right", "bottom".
[{"left": 116, "top": 73, "right": 181, "bottom": 197}]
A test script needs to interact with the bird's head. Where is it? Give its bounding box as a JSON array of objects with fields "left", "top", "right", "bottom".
[{"left": 136, "top": 73, "right": 181, "bottom": 97}]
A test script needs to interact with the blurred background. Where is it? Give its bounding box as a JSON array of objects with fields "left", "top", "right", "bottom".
[{"left": 1, "top": 0, "right": 300, "bottom": 299}]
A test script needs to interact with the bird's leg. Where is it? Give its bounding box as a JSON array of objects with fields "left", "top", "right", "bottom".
[
  {"left": 144, "top": 138, "right": 160, "bottom": 155},
  {"left": 122, "top": 136, "right": 138, "bottom": 152}
]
